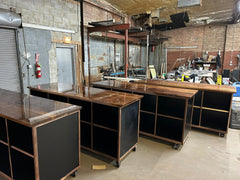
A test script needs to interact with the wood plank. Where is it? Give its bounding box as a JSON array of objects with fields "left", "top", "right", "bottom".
[
  {"left": 92, "top": 80, "right": 198, "bottom": 99},
  {"left": 135, "top": 79, "right": 236, "bottom": 93}
]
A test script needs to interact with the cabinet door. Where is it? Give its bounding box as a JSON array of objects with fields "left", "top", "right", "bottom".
[
  {"left": 0, "top": 117, "right": 7, "bottom": 143},
  {"left": 156, "top": 116, "right": 183, "bottom": 142},
  {"left": 158, "top": 96, "right": 185, "bottom": 119},
  {"left": 0, "top": 143, "right": 11, "bottom": 177},
  {"left": 8, "top": 121, "right": 33, "bottom": 155},
  {"left": 201, "top": 109, "right": 229, "bottom": 131},
  {"left": 140, "top": 112, "right": 155, "bottom": 134},
  {"left": 11, "top": 149, "right": 35, "bottom": 180},
  {"left": 93, "top": 126, "right": 118, "bottom": 157}
]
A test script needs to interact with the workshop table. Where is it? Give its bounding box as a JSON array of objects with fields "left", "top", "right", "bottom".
[
  {"left": 0, "top": 88, "right": 81, "bottom": 180},
  {"left": 29, "top": 83, "right": 142, "bottom": 167},
  {"left": 92, "top": 80, "right": 197, "bottom": 149},
  {"left": 133, "top": 79, "right": 236, "bottom": 137}
]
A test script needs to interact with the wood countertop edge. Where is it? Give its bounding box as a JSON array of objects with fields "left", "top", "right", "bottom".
[
  {"left": 135, "top": 80, "right": 237, "bottom": 94},
  {"left": 91, "top": 83, "right": 198, "bottom": 99},
  {"left": 0, "top": 108, "right": 81, "bottom": 128},
  {"left": 29, "top": 87, "right": 143, "bottom": 108}
]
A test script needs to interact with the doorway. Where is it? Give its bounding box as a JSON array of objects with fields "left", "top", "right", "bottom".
[{"left": 56, "top": 46, "right": 76, "bottom": 84}]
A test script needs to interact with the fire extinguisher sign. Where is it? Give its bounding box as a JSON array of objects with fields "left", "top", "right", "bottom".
[{"left": 35, "top": 53, "right": 40, "bottom": 63}]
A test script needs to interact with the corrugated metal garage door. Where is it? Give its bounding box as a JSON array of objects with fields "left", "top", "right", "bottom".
[{"left": 0, "top": 28, "right": 21, "bottom": 92}]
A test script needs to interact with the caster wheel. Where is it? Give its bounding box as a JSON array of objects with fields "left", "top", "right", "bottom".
[
  {"left": 70, "top": 171, "right": 76, "bottom": 177},
  {"left": 132, "top": 146, "right": 137, "bottom": 152},
  {"left": 173, "top": 144, "right": 180, "bottom": 150},
  {"left": 219, "top": 133, "right": 225, "bottom": 137},
  {"left": 116, "top": 161, "right": 121, "bottom": 168}
]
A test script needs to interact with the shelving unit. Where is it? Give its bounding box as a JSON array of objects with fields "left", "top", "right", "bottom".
[
  {"left": 91, "top": 80, "right": 197, "bottom": 149},
  {"left": 29, "top": 83, "right": 142, "bottom": 167},
  {"left": 134, "top": 79, "right": 236, "bottom": 136},
  {"left": 0, "top": 89, "right": 81, "bottom": 180}
]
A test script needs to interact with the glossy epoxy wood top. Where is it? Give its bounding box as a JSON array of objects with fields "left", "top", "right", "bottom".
[
  {"left": 29, "top": 83, "right": 142, "bottom": 107},
  {"left": 135, "top": 79, "right": 236, "bottom": 93},
  {"left": 92, "top": 80, "right": 198, "bottom": 99},
  {"left": 0, "top": 89, "right": 81, "bottom": 127}
]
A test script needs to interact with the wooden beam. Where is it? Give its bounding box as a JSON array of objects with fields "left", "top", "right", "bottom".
[
  {"left": 88, "top": 24, "right": 130, "bottom": 33},
  {"left": 101, "top": 32, "right": 139, "bottom": 43},
  {"left": 87, "top": 32, "right": 91, "bottom": 85},
  {"left": 52, "top": 39, "right": 81, "bottom": 45},
  {"left": 125, "top": 29, "right": 128, "bottom": 78}
]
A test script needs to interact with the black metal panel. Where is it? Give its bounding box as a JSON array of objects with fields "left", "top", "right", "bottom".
[
  {"left": 135, "top": 93, "right": 156, "bottom": 113},
  {"left": 156, "top": 116, "right": 183, "bottom": 142},
  {"left": 69, "top": 98, "right": 91, "bottom": 122},
  {"left": 30, "top": 89, "right": 48, "bottom": 98},
  {"left": 37, "top": 113, "right": 79, "bottom": 180},
  {"left": 92, "top": 85, "right": 111, "bottom": 91},
  {"left": 203, "top": 91, "right": 231, "bottom": 111},
  {"left": 184, "top": 98, "right": 193, "bottom": 140},
  {"left": 233, "top": 70, "right": 240, "bottom": 81},
  {"left": 120, "top": 101, "right": 139, "bottom": 157},
  {"left": 93, "top": 126, "right": 118, "bottom": 158},
  {"left": 93, "top": 103, "right": 118, "bottom": 130},
  {"left": 81, "top": 122, "right": 91, "bottom": 148},
  {"left": 112, "top": 88, "right": 131, "bottom": 93},
  {"left": 139, "top": 112, "right": 155, "bottom": 134},
  {"left": 49, "top": 93, "right": 68, "bottom": 103},
  {"left": 8, "top": 120, "right": 33, "bottom": 155},
  {"left": 201, "top": 110, "right": 229, "bottom": 131},
  {"left": 11, "top": 149, "right": 35, "bottom": 180},
  {"left": 194, "top": 90, "right": 202, "bottom": 106},
  {"left": 157, "top": 96, "right": 185, "bottom": 119},
  {"left": 0, "top": 143, "right": 11, "bottom": 177},
  {"left": 0, "top": 117, "right": 7, "bottom": 142},
  {"left": 192, "top": 108, "right": 201, "bottom": 125}
]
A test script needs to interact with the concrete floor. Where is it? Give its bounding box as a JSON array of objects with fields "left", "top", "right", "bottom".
[{"left": 1, "top": 129, "right": 240, "bottom": 180}]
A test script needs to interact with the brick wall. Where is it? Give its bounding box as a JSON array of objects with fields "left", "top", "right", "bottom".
[
  {"left": 224, "top": 24, "right": 240, "bottom": 70},
  {"left": 161, "top": 25, "right": 227, "bottom": 72},
  {"left": 161, "top": 24, "right": 240, "bottom": 73}
]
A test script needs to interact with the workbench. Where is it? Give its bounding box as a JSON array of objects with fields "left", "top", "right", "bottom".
[
  {"left": 0, "top": 89, "right": 81, "bottom": 180},
  {"left": 92, "top": 80, "right": 197, "bottom": 149},
  {"left": 133, "top": 79, "right": 236, "bottom": 136},
  {"left": 29, "top": 83, "right": 142, "bottom": 167}
]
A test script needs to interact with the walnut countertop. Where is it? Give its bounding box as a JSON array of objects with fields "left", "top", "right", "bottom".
[
  {"left": 0, "top": 88, "right": 81, "bottom": 127},
  {"left": 29, "top": 83, "right": 143, "bottom": 108},
  {"left": 92, "top": 80, "right": 197, "bottom": 99}
]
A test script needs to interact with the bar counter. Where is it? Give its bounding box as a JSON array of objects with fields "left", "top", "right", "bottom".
[
  {"left": 0, "top": 88, "right": 81, "bottom": 180},
  {"left": 92, "top": 80, "right": 197, "bottom": 149},
  {"left": 29, "top": 83, "right": 142, "bottom": 167},
  {"left": 133, "top": 79, "right": 236, "bottom": 136}
]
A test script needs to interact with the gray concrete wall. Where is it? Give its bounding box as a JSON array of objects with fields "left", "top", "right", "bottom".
[
  {"left": 17, "top": 28, "right": 51, "bottom": 94},
  {"left": 0, "top": 0, "right": 81, "bottom": 91}
]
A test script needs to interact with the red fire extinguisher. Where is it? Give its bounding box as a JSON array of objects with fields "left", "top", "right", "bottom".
[
  {"left": 35, "top": 53, "right": 42, "bottom": 78},
  {"left": 36, "top": 63, "right": 42, "bottom": 78}
]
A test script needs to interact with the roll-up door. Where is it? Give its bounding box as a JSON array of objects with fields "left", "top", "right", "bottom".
[{"left": 0, "top": 28, "right": 21, "bottom": 92}]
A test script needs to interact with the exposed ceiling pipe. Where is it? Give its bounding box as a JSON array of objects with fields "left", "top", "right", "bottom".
[
  {"left": 233, "top": 0, "right": 240, "bottom": 23},
  {"left": 0, "top": 8, "right": 21, "bottom": 28}
]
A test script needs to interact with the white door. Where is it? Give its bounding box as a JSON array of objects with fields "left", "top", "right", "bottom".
[{"left": 56, "top": 47, "right": 75, "bottom": 84}]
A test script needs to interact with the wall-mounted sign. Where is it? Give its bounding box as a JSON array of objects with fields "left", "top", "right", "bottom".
[{"left": 178, "top": 0, "right": 202, "bottom": 7}]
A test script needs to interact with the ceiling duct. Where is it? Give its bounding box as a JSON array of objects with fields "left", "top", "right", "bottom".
[
  {"left": 0, "top": 8, "right": 22, "bottom": 28},
  {"left": 233, "top": 0, "right": 240, "bottom": 23}
]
